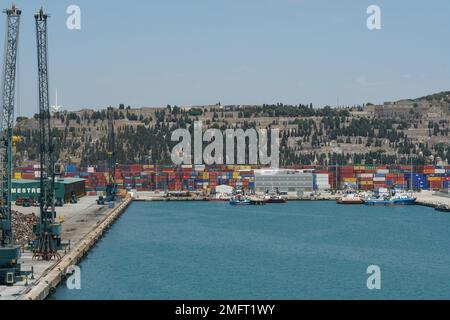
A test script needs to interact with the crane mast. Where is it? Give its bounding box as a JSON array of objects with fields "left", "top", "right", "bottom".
[
  {"left": 0, "top": 5, "right": 22, "bottom": 285},
  {"left": 97, "top": 107, "right": 116, "bottom": 205},
  {"left": 32, "top": 8, "right": 61, "bottom": 261},
  {"left": 106, "top": 107, "right": 116, "bottom": 201}
]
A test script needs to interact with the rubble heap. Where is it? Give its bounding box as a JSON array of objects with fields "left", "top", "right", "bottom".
[{"left": 12, "top": 211, "right": 37, "bottom": 245}]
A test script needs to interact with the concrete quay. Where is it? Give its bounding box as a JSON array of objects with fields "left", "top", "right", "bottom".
[
  {"left": 414, "top": 190, "right": 450, "bottom": 209},
  {"left": 0, "top": 196, "right": 131, "bottom": 300}
]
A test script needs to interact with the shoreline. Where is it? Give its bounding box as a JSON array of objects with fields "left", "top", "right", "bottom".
[{"left": 133, "top": 191, "right": 450, "bottom": 209}]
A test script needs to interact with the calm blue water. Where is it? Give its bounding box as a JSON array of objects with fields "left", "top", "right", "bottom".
[{"left": 53, "top": 201, "right": 450, "bottom": 300}]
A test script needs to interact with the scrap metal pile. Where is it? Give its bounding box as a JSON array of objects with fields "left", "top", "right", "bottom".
[{"left": 11, "top": 211, "right": 37, "bottom": 246}]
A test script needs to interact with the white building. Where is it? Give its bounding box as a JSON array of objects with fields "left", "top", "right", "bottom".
[
  {"left": 254, "top": 169, "right": 314, "bottom": 194},
  {"left": 215, "top": 185, "right": 234, "bottom": 195},
  {"left": 314, "top": 173, "right": 330, "bottom": 190}
]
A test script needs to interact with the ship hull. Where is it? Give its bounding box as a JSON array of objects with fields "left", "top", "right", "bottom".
[
  {"left": 229, "top": 200, "right": 251, "bottom": 206},
  {"left": 336, "top": 199, "right": 364, "bottom": 205},
  {"left": 266, "top": 198, "right": 287, "bottom": 204},
  {"left": 364, "top": 199, "right": 416, "bottom": 206}
]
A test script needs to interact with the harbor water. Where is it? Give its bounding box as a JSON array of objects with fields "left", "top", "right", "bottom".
[{"left": 53, "top": 201, "right": 450, "bottom": 300}]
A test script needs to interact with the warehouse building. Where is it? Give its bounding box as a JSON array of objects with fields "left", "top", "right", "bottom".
[
  {"left": 11, "top": 178, "right": 86, "bottom": 202},
  {"left": 254, "top": 169, "right": 314, "bottom": 194}
]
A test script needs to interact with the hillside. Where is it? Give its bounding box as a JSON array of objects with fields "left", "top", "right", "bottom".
[{"left": 14, "top": 92, "right": 450, "bottom": 168}]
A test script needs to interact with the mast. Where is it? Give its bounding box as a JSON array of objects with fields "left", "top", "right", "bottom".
[
  {"left": 0, "top": 5, "right": 25, "bottom": 286},
  {"left": 32, "top": 7, "right": 61, "bottom": 261},
  {"left": 0, "top": 5, "right": 21, "bottom": 248}
]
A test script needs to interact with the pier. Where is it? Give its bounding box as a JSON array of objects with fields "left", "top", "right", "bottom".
[
  {"left": 0, "top": 196, "right": 131, "bottom": 300},
  {"left": 414, "top": 190, "right": 450, "bottom": 209}
]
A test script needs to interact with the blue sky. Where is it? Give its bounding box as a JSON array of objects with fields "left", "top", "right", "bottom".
[{"left": 3, "top": 0, "right": 450, "bottom": 116}]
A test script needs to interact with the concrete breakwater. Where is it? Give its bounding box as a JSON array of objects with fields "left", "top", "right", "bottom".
[{"left": 20, "top": 198, "right": 131, "bottom": 300}]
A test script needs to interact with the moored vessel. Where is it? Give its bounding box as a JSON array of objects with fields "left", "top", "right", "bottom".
[
  {"left": 336, "top": 193, "right": 364, "bottom": 205},
  {"left": 364, "top": 190, "right": 416, "bottom": 206},
  {"left": 265, "top": 194, "right": 287, "bottom": 204},
  {"left": 229, "top": 196, "right": 251, "bottom": 206}
]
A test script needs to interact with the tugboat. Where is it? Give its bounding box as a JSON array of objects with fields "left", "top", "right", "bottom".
[
  {"left": 336, "top": 191, "right": 364, "bottom": 205},
  {"left": 264, "top": 189, "right": 287, "bottom": 204},
  {"left": 229, "top": 191, "right": 252, "bottom": 206},
  {"left": 265, "top": 194, "right": 287, "bottom": 204},
  {"left": 229, "top": 195, "right": 251, "bottom": 206},
  {"left": 364, "top": 189, "right": 416, "bottom": 206}
]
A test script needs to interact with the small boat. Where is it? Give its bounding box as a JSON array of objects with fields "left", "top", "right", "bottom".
[
  {"left": 435, "top": 204, "right": 450, "bottom": 212},
  {"left": 265, "top": 195, "right": 287, "bottom": 204},
  {"left": 364, "top": 191, "right": 416, "bottom": 206},
  {"left": 229, "top": 191, "right": 252, "bottom": 206},
  {"left": 336, "top": 193, "right": 364, "bottom": 205},
  {"left": 229, "top": 197, "right": 251, "bottom": 206},
  {"left": 263, "top": 190, "right": 287, "bottom": 204}
]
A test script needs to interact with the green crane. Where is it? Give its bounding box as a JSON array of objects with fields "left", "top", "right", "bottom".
[
  {"left": 32, "top": 8, "right": 62, "bottom": 261},
  {"left": 0, "top": 5, "right": 23, "bottom": 286},
  {"left": 97, "top": 107, "right": 117, "bottom": 205}
]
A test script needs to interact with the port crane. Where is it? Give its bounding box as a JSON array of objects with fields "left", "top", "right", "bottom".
[
  {"left": 98, "top": 107, "right": 117, "bottom": 204},
  {"left": 0, "top": 5, "right": 24, "bottom": 285},
  {"left": 32, "top": 8, "right": 62, "bottom": 261}
]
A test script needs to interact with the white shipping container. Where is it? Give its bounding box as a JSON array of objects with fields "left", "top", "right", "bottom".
[
  {"left": 316, "top": 182, "right": 331, "bottom": 190},
  {"left": 358, "top": 173, "right": 374, "bottom": 178},
  {"left": 435, "top": 169, "right": 446, "bottom": 174},
  {"left": 377, "top": 169, "right": 389, "bottom": 174},
  {"left": 373, "top": 177, "right": 386, "bottom": 182}
]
